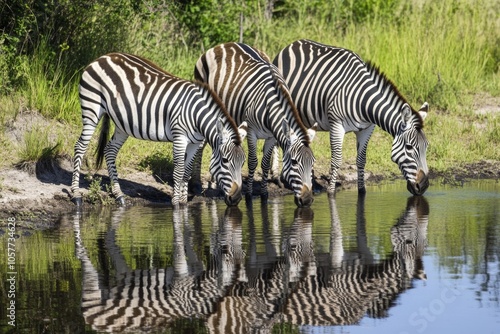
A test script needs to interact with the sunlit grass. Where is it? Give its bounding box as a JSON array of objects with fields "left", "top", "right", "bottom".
[
  {"left": 17, "top": 127, "right": 62, "bottom": 165},
  {"left": 20, "top": 39, "right": 81, "bottom": 123}
]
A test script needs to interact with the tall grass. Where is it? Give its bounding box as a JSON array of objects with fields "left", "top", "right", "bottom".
[
  {"left": 18, "top": 127, "right": 60, "bottom": 163},
  {"left": 20, "top": 38, "right": 81, "bottom": 123}
]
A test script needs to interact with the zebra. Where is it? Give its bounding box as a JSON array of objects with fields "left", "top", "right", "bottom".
[
  {"left": 70, "top": 52, "right": 248, "bottom": 207},
  {"left": 193, "top": 42, "right": 317, "bottom": 207},
  {"left": 273, "top": 39, "right": 430, "bottom": 195}
]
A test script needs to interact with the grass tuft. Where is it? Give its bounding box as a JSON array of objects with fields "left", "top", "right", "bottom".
[
  {"left": 16, "top": 127, "right": 63, "bottom": 174},
  {"left": 85, "top": 175, "right": 114, "bottom": 205}
]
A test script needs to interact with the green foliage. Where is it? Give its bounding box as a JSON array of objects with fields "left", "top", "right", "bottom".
[
  {"left": 0, "top": 0, "right": 140, "bottom": 74},
  {"left": 19, "top": 38, "right": 80, "bottom": 122},
  {"left": 274, "top": 0, "right": 401, "bottom": 27},
  {"left": 173, "top": 0, "right": 244, "bottom": 49},
  {"left": 85, "top": 175, "right": 113, "bottom": 205}
]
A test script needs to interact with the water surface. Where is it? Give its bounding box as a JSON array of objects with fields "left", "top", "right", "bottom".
[{"left": 0, "top": 180, "right": 499, "bottom": 333}]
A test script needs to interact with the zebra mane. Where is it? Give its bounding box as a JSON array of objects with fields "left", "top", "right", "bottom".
[
  {"left": 271, "top": 69, "right": 311, "bottom": 145},
  {"left": 193, "top": 80, "right": 242, "bottom": 144},
  {"left": 121, "top": 53, "right": 180, "bottom": 78},
  {"left": 365, "top": 61, "right": 425, "bottom": 130}
]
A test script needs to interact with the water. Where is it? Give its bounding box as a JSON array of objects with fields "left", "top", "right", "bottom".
[{"left": 1, "top": 180, "right": 499, "bottom": 334}]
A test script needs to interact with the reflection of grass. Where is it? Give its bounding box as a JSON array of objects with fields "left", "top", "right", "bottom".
[{"left": 80, "top": 206, "right": 176, "bottom": 269}]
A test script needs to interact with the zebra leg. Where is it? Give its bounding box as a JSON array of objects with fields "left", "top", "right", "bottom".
[
  {"left": 103, "top": 129, "right": 129, "bottom": 205},
  {"left": 72, "top": 211, "right": 104, "bottom": 311},
  {"left": 173, "top": 206, "right": 189, "bottom": 276},
  {"left": 189, "top": 141, "right": 207, "bottom": 195},
  {"left": 172, "top": 139, "right": 189, "bottom": 206},
  {"left": 355, "top": 125, "right": 375, "bottom": 194},
  {"left": 246, "top": 132, "right": 259, "bottom": 201},
  {"left": 260, "top": 138, "right": 277, "bottom": 201},
  {"left": 328, "top": 122, "right": 345, "bottom": 194},
  {"left": 71, "top": 121, "right": 98, "bottom": 205}
]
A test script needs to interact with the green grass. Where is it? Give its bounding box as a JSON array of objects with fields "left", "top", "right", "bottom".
[
  {"left": 0, "top": 0, "right": 498, "bottom": 180},
  {"left": 19, "top": 39, "right": 81, "bottom": 123},
  {"left": 17, "top": 127, "right": 62, "bottom": 166}
]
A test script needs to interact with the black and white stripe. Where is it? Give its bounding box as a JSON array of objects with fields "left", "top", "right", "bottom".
[
  {"left": 71, "top": 53, "right": 247, "bottom": 206},
  {"left": 273, "top": 39, "right": 430, "bottom": 195},
  {"left": 194, "top": 42, "right": 317, "bottom": 207}
]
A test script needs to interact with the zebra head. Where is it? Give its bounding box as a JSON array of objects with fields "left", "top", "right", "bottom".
[
  {"left": 281, "top": 120, "right": 317, "bottom": 207},
  {"left": 391, "top": 103, "right": 429, "bottom": 196},
  {"left": 210, "top": 119, "right": 247, "bottom": 206}
]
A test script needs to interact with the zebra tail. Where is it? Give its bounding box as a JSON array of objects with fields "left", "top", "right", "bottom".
[{"left": 95, "top": 114, "right": 110, "bottom": 169}]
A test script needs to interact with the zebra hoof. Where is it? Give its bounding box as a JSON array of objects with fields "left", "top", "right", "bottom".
[
  {"left": 71, "top": 196, "right": 83, "bottom": 206},
  {"left": 115, "top": 196, "right": 126, "bottom": 206}
]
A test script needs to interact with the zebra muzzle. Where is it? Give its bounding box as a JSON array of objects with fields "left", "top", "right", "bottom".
[
  {"left": 295, "top": 184, "right": 314, "bottom": 207},
  {"left": 407, "top": 170, "right": 429, "bottom": 196},
  {"left": 225, "top": 182, "right": 242, "bottom": 206}
]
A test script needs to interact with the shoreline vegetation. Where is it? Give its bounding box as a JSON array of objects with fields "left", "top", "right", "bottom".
[{"left": 0, "top": 0, "right": 499, "bottom": 217}]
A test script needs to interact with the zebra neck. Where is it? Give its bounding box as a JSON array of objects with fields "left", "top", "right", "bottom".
[
  {"left": 196, "top": 90, "right": 235, "bottom": 149},
  {"left": 362, "top": 99, "right": 403, "bottom": 138},
  {"left": 199, "top": 120, "right": 221, "bottom": 150}
]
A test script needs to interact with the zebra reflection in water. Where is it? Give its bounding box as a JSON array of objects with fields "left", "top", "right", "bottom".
[
  {"left": 73, "top": 205, "right": 244, "bottom": 333},
  {"left": 282, "top": 195, "right": 429, "bottom": 325},
  {"left": 73, "top": 195, "right": 428, "bottom": 332}
]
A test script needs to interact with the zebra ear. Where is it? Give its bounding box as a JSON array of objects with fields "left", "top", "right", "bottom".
[
  {"left": 419, "top": 102, "right": 429, "bottom": 120},
  {"left": 401, "top": 104, "right": 412, "bottom": 129},
  {"left": 217, "top": 118, "right": 230, "bottom": 145},
  {"left": 238, "top": 121, "right": 248, "bottom": 141},
  {"left": 307, "top": 122, "right": 318, "bottom": 142}
]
